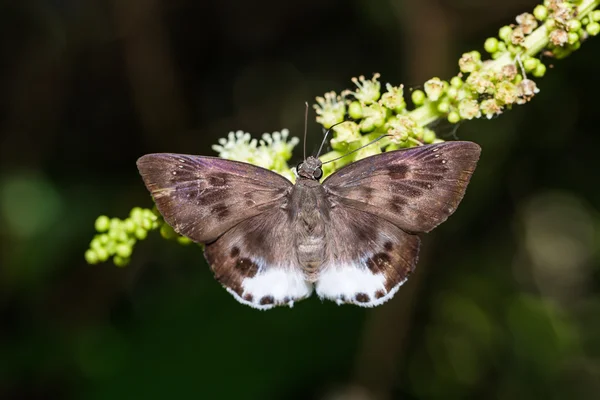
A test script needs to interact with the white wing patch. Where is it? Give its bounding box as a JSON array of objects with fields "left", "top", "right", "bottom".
[
  {"left": 315, "top": 261, "right": 407, "bottom": 307},
  {"left": 226, "top": 263, "right": 313, "bottom": 310}
]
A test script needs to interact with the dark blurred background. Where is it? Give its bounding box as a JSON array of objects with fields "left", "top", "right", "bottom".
[{"left": 1, "top": 0, "right": 600, "bottom": 399}]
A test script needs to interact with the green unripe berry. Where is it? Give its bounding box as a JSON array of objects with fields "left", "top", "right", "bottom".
[
  {"left": 587, "top": 22, "right": 600, "bottom": 36},
  {"left": 348, "top": 101, "right": 363, "bottom": 119},
  {"left": 95, "top": 216, "right": 110, "bottom": 232},
  {"left": 116, "top": 243, "right": 132, "bottom": 258},
  {"left": 592, "top": 10, "right": 600, "bottom": 22},
  {"left": 484, "top": 37, "right": 499, "bottom": 53},
  {"left": 411, "top": 90, "right": 425, "bottom": 106},
  {"left": 447, "top": 111, "right": 461, "bottom": 124},
  {"left": 85, "top": 249, "right": 99, "bottom": 264},
  {"left": 533, "top": 5, "right": 548, "bottom": 21}
]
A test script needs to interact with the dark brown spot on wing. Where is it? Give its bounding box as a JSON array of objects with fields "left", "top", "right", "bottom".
[
  {"left": 387, "top": 163, "right": 409, "bottom": 178},
  {"left": 360, "top": 186, "right": 374, "bottom": 201},
  {"left": 236, "top": 258, "right": 259, "bottom": 277},
  {"left": 366, "top": 252, "right": 393, "bottom": 274},
  {"left": 243, "top": 293, "right": 253, "bottom": 302},
  {"left": 230, "top": 247, "right": 240, "bottom": 258},
  {"left": 390, "top": 196, "right": 407, "bottom": 213},
  {"left": 208, "top": 174, "right": 228, "bottom": 186},
  {"left": 196, "top": 190, "right": 225, "bottom": 206},
  {"left": 394, "top": 183, "right": 422, "bottom": 198},
  {"left": 260, "top": 296, "right": 275, "bottom": 305},
  {"left": 384, "top": 241, "right": 393, "bottom": 251},
  {"left": 375, "top": 290, "right": 385, "bottom": 299},
  {"left": 211, "top": 203, "right": 230, "bottom": 218},
  {"left": 355, "top": 293, "right": 370, "bottom": 303}
]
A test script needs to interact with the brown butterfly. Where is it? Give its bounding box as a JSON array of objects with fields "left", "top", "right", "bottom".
[{"left": 137, "top": 141, "right": 481, "bottom": 310}]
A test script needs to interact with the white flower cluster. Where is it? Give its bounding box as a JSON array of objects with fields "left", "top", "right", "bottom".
[{"left": 212, "top": 129, "right": 299, "bottom": 181}]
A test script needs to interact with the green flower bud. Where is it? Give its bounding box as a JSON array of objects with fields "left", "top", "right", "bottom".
[
  {"left": 96, "top": 247, "right": 109, "bottom": 262},
  {"left": 499, "top": 25, "right": 513, "bottom": 42},
  {"left": 177, "top": 236, "right": 193, "bottom": 245},
  {"left": 567, "top": 31, "right": 579, "bottom": 45},
  {"left": 523, "top": 57, "right": 539, "bottom": 72},
  {"left": 422, "top": 129, "right": 437, "bottom": 144},
  {"left": 124, "top": 218, "right": 136, "bottom": 233},
  {"left": 85, "top": 249, "right": 99, "bottom": 264},
  {"left": 450, "top": 76, "right": 463, "bottom": 88},
  {"left": 437, "top": 100, "right": 451, "bottom": 114},
  {"left": 592, "top": 10, "right": 600, "bottom": 22},
  {"left": 113, "top": 256, "right": 130, "bottom": 268},
  {"left": 348, "top": 101, "right": 363, "bottom": 119},
  {"left": 116, "top": 243, "right": 133, "bottom": 258},
  {"left": 484, "top": 37, "right": 499, "bottom": 53},
  {"left": 90, "top": 237, "right": 103, "bottom": 251},
  {"left": 95, "top": 216, "right": 110, "bottom": 232},
  {"left": 567, "top": 19, "right": 581, "bottom": 32},
  {"left": 160, "top": 223, "right": 178, "bottom": 239},
  {"left": 447, "top": 111, "right": 461, "bottom": 124},
  {"left": 587, "top": 22, "right": 600, "bottom": 36},
  {"left": 109, "top": 218, "right": 122, "bottom": 232},
  {"left": 135, "top": 227, "right": 148, "bottom": 240},
  {"left": 532, "top": 63, "right": 547, "bottom": 78},
  {"left": 533, "top": 5, "right": 548, "bottom": 21},
  {"left": 411, "top": 90, "right": 426, "bottom": 106},
  {"left": 141, "top": 218, "right": 153, "bottom": 230}
]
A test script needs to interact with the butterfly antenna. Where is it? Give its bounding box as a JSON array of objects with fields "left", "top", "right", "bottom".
[
  {"left": 322, "top": 134, "right": 391, "bottom": 165},
  {"left": 316, "top": 120, "right": 347, "bottom": 158},
  {"left": 303, "top": 102, "right": 309, "bottom": 161}
]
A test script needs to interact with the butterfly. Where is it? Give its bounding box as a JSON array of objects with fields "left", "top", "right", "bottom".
[{"left": 137, "top": 141, "right": 481, "bottom": 310}]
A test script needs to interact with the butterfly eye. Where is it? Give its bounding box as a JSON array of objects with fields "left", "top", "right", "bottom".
[{"left": 313, "top": 168, "right": 323, "bottom": 180}]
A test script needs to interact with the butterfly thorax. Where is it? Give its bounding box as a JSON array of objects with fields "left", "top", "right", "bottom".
[{"left": 289, "top": 178, "right": 330, "bottom": 276}]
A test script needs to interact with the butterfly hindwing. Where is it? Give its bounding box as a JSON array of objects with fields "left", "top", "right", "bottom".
[
  {"left": 137, "top": 154, "right": 292, "bottom": 242},
  {"left": 204, "top": 207, "right": 313, "bottom": 310},
  {"left": 316, "top": 205, "right": 420, "bottom": 307},
  {"left": 323, "top": 141, "right": 481, "bottom": 233}
]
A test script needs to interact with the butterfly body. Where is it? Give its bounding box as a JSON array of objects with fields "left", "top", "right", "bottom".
[{"left": 137, "top": 141, "right": 481, "bottom": 310}]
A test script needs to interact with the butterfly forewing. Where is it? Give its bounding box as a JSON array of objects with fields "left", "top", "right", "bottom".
[
  {"left": 137, "top": 154, "right": 292, "bottom": 242},
  {"left": 323, "top": 141, "right": 481, "bottom": 233}
]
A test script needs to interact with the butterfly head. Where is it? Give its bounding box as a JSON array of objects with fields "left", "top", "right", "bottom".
[{"left": 297, "top": 156, "right": 323, "bottom": 181}]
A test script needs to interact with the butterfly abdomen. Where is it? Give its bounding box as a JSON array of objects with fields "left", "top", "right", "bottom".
[{"left": 289, "top": 179, "right": 331, "bottom": 275}]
